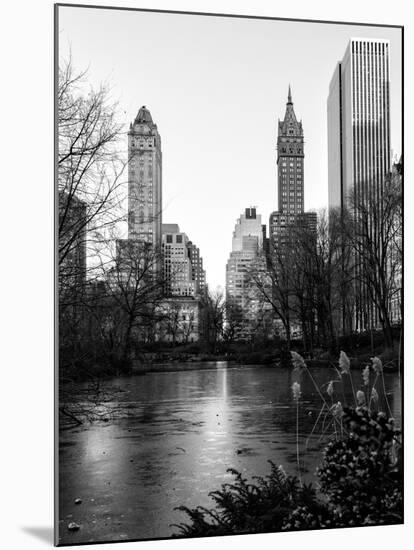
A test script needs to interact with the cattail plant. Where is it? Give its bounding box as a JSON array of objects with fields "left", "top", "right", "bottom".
[
  {"left": 292, "top": 351, "right": 345, "bottom": 446},
  {"left": 291, "top": 381, "right": 302, "bottom": 486},
  {"left": 332, "top": 401, "right": 344, "bottom": 439},
  {"left": 339, "top": 351, "right": 356, "bottom": 406},
  {"left": 291, "top": 351, "right": 307, "bottom": 375},
  {"left": 362, "top": 365, "right": 371, "bottom": 408},
  {"left": 371, "top": 356, "right": 393, "bottom": 418},
  {"left": 370, "top": 387, "right": 379, "bottom": 409},
  {"left": 326, "top": 381, "right": 337, "bottom": 440},
  {"left": 356, "top": 390, "right": 366, "bottom": 406}
]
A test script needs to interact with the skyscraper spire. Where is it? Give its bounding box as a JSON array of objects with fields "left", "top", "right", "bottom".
[{"left": 288, "top": 84, "right": 292, "bottom": 104}]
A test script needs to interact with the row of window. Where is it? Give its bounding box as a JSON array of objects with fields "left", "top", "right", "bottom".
[{"left": 165, "top": 234, "right": 184, "bottom": 244}]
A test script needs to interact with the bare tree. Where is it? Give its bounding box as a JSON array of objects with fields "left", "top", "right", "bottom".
[
  {"left": 249, "top": 245, "right": 294, "bottom": 351},
  {"left": 348, "top": 169, "right": 402, "bottom": 348},
  {"left": 181, "top": 308, "right": 196, "bottom": 344},
  {"left": 288, "top": 210, "right": 352, "bottom": 352},
  {"left": 58, "top": 57, "right": 126, "bottom": 301},
  {"left": 163, "top": 300, "right": 182, "bottom": 345},
  {"left": 200, "top": 287, "right": 225, "bottom": 353},
  {"left": 58, "top": 57, "right": 129, "bottom": 372},
  {"left": 102, "top": 239, "right": 165, "bottom": 365},
  {"left": 222, "top": 296, "right": 244, "bottom": 346}
]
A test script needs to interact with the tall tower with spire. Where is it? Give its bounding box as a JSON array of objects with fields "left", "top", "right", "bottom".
[
  {"left": 277, "top": 86, "right": 304, "bottom": 215},
  {"left": 127, "top": 106, "right": 162, "bottom": 248},
  {"left": 269, "top": 88, "right": 316, "bottom": 250}
]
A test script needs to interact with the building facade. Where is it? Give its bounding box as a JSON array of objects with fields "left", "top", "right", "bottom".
[
  {"left": 226, "top": 208, "right": 272, "bottom": 340},
  {"left": 156, "top": 297, "right": 201, "bottom": 344},
  {"left": 58, "top": 191, "right": 87, "bottom": 294},
  {"left": 187, "top": 240, "right": 207, "bottom": 296},
  {"left": 327, "top": 38, "right": 392, "bottom": 331},
  {"left": 162, "top": 224, "right": 196, "bottom": 298},
  {"left": 277, "top": 86, "right": 304, "bottom": 216},
  {"left": 389, "top": 157, "right": 402, "bottom": 325},
  {"left": 128, "top": 106, "right": 162, "bottom": 248},
  {"left": 328, "top": 38, "right": 391, "bottom": 211},
  {"left": 161, "top": 224, "right": 206, "bottom": 298},
  {"left": 269, "top": 87, "right": 316, "bottom": 248},
  {"left": 160, "top": 224, "right": 207, "bottom": 342}
]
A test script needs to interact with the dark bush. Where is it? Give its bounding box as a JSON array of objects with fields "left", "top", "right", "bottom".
[
  {"left": 173, "top": 463, "right": 323, "bottom": 537},
  {"left": 174, "top": 407, "right": 402, "bottom": 536},
  {"left": 317, "top": 407, "right": 402, "bottom": 527}
]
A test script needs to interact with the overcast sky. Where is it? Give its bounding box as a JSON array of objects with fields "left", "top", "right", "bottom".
[{"left": 59, "top": 6, "right": 402, "bottom": 291}]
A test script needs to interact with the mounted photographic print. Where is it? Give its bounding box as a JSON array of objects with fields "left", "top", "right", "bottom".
[{"left": 55, "top": 3, "right": 403, "bottom": 546}]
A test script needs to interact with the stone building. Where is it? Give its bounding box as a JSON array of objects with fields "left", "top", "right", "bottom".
[
  {"left": 159, "top": 224, "right": 207, "bottom": 342},
  {"left": 162, "top": 224, "right": 197, "bottom": 297},
  {"left": 269, "top": 87, "right": 316, "bottom": 249},
  {"left": 277, "top": 85, "right": 304, "bottom": 217},
  {"left": 156, "top": 297, "right": 201, "bottom": 344},
  {"left": 127, "top": 106, "right": 162, "bottom": 249}
]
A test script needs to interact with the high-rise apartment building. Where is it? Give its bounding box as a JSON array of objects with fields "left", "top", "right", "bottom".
[
  {"left": 231, "top": 207, "right": 263, "bottom": 251},
  {"left": 162, "top": 224, "right": 196, "bottom": 297},
  {"left": 161, "top": 224, "right": 206, "bottom": 297},
  {"left": 128, "top": 106, "right": 162, "bottom": 247},
  {"left": 226, "top": 208, "right": 271, "bottom": 340},
  {"left": 159, "top": 224, "right": 206, "bottom": 342},
  {"left": 187, "top": 241, "right": 207, "bottom": 296},
  {"left": 328, "top": 38, "right": 391, "bottom": 211}
]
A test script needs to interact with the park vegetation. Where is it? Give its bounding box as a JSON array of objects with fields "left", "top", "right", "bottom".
[{"left": 173, "top": 352, "right": 402, "bottom": 536}]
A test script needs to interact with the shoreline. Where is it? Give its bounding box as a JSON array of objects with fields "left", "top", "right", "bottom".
[{"left": 133, "top": 357, "right": 400, "bottom": 375}]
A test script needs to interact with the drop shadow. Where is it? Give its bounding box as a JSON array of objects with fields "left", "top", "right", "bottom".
[{"left": 21, "top": 526, "right": 54, "bottom": 544}]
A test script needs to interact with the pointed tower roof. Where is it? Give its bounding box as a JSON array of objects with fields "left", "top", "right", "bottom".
[
  {"left": 134, "top": 105, "right": 153, "bottom": 124},
  {"left": 288, "top": 84, "right": 292, "bottom": 104},
  {"left": 278, "top": 85, "right": 303, "bottom": 137}
]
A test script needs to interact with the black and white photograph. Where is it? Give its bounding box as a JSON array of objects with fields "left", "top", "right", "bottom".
[{"left": 55, "top": 3, "right": 403, "bottom": 546}]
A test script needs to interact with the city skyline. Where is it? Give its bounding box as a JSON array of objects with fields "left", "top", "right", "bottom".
[
  {"left": 55, "top": 6, "right": 403, "bottom": 545},
  {"left": 59, "top": 7, "right": 402, "bottom": 291}
]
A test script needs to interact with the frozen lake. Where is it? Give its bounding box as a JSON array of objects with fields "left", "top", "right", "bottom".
[{"left": 58, "top": 362, "right": 401, "bottom": 544}]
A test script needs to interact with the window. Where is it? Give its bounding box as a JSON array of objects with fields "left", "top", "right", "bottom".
[
  {"left": 166, "top": 235, "right": 173, "bottom": 243},
  {"left": 176, "top": 235, "right": 183, "bottom": 243}
]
